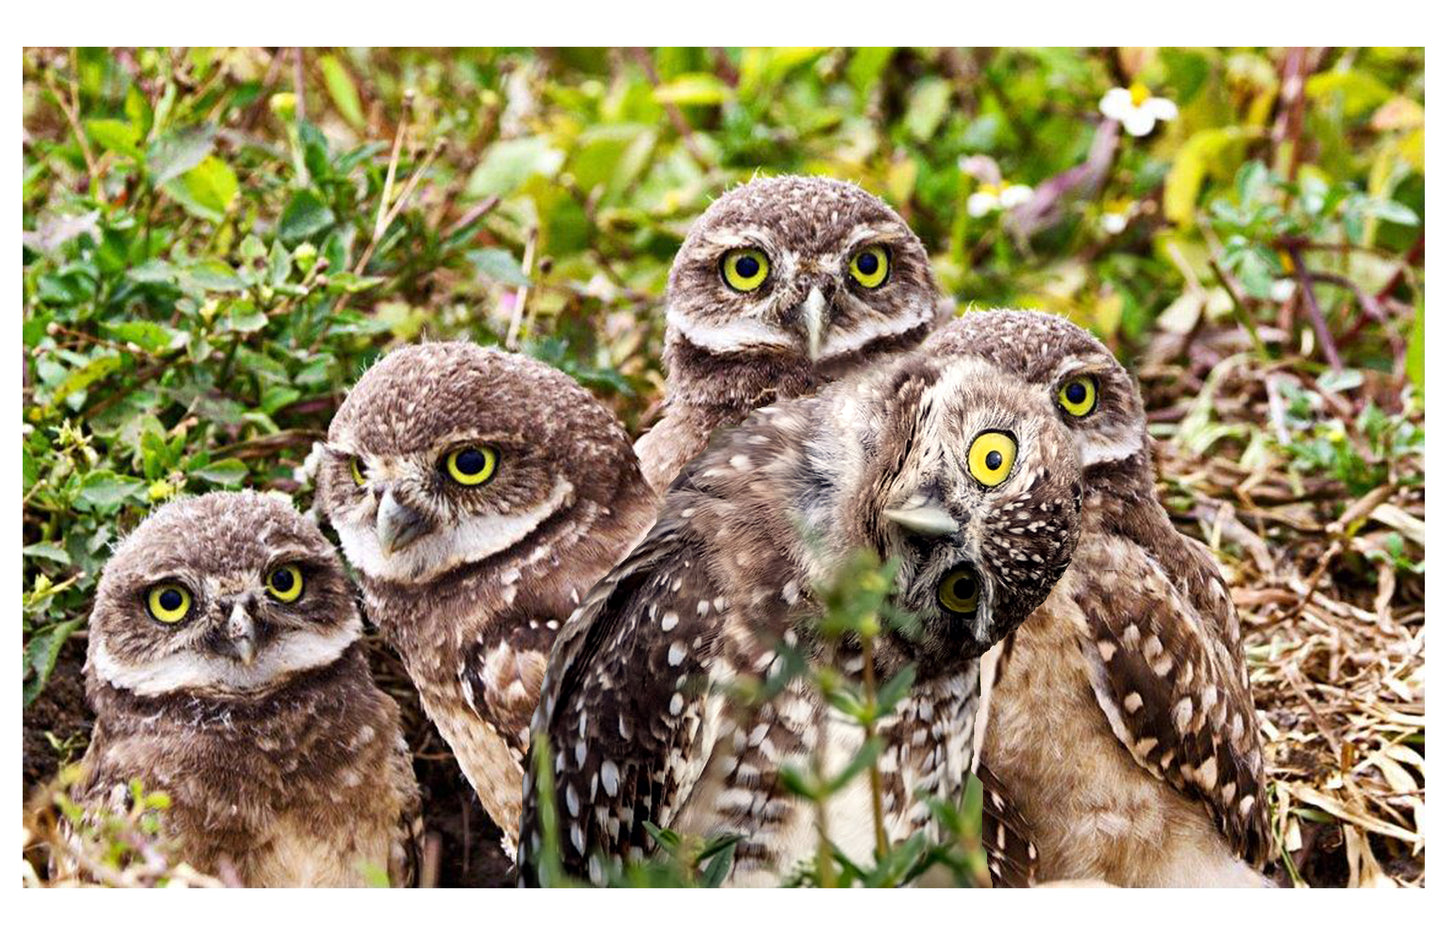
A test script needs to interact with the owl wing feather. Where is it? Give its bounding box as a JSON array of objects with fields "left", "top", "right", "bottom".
[
  {"left": 520, "top": 512, "right": 718, "bottom": 885},
  {"left": 1070, "top": 533, "right": 1272, "bottom": 867}
]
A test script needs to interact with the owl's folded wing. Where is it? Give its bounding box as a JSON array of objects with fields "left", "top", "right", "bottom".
[
  {"left": 1071, "top": 546, "right": 1273, "bottom": 866},
  {"left": 519, "top": 515, "right": 717, "bottom": 885}
]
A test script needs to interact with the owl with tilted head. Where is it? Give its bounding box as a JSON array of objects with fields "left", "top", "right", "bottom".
[
  {"left": 635, "top": 174, "right": 949, "bottom": 491},
  {"left": 71, "top": 491, "right": 420, "bottom": 887},
  {"left": 315, "top": 341, "right": 657, "bottom": 859},
  {"left": 926, "top": 309, "right": 1273, "bottom": 886},
  {"left": 520, "top": 351, "right": 1083, "bottom": 886}
]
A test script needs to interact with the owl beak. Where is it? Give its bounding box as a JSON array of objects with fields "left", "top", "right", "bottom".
[
  {"left": 801, "top": 285, "right": 829, "bottom": 361},
  {"left": 226, "top": 602, "right": 258, "bottom": 667},
  {"left": 376, "top": 490, "right": 432, "bottom": 555},
  {"left": 881, "top": 504, "right": 959, "bottom": 537}
]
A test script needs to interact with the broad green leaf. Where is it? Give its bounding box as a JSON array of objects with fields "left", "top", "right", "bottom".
[
  {"left": 653, "top": 73, "right": 729, "bottom": 106},
  {"left": 904, "top": 77, "right": 951, "bottom": 142},
  {"left": 48, "top": 354, "right": 122, "bottom": 409},
  {"left": 191, "top": 458, "right": 248, "bottom": 486},
  {"left": 279, "top": 189, "right": 337, "bottom": 243},
  {"left": 23, "top": 617, "right": 84, "bottom": 706},
  {"left": 102, "top": 321, "right": 180, "bottom": 354},
  {"left": 466, "top": 138, "right": 564, "bottom": 198},
  {"left": 85, "top": 118, "right": 142, "bottom": 160},
  {"left": 468, "top": 248, "right": 531, "bottom": 287},
  {"left": 1406, "top": 301, "right": 1424, "bottom": 391},
  {"left": 76, "top": 470, "right": 145, "bottom": 510},
  {"left": 1164, "top": 127, "right": 1248, "bottom": 226},
  {"left": 163, "top": 155, "right": 239, "bottom": 222},
  {"left": 148, "top": 128, "right": 217, "bottom": 187},
  {"left": 23, "top": 542, "right": 70, "bottom": 563},
  {"left": 319, "top": 54, "right": 365, "bottom": 129}
]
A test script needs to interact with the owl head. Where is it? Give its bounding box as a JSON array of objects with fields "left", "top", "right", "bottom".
[
  {"left": 316, "top": 341, "right": 647, "bottom": 586},
  {"left": 809, "top": 354, "right": 1084, "bottom": 669},
  {"left": 663, "top": 174, "right": 946, "bottom": 409},
  {"left": 923, "top": 309, "right": 1149, "bottom": 476},
  {"left": 86, "top": 491, "right": 360, "bottom": 698}
]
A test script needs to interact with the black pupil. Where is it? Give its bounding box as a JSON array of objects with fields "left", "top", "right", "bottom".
[
  {"left": 856, "top": 251, "right": 879, "bottom": 275},
  {"left": 158, "top": 589, "right": 183, "bottom": 611},
  {"left": 734, "top": 255, "right": 760, "bottom": 278},
  {"left": 985, "top": 450, "right": 1003, "bottom": 471},
  {"left": 951, "top": 575, "right": 977, "bottom": 601},
  {"left": 1066, "top": 381, "right": 1088, "bottom": 404},
  {"left": 271, "top": 568, "right": 294, "bottom": 592},
  {"left": 456, "top": 448, "right": 488, "bottom": 475}
]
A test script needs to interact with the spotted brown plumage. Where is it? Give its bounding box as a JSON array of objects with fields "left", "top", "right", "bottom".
[
  {"left": 635, "top": 174, "right": 951, "bottom": 492},
  {"left": 70, "top": 492, "right": 420, "bottom": 886},
  {"left": 926, "top": 309, "right": 1273, "bottom": 886},
  {"left": 520, "top": 351, "right": 1083, "bottom": 886},
  {"left": 315, "top": 341, "right": 658, "bottom": 858}
]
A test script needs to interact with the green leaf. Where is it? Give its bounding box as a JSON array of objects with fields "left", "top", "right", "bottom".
[
  {"left": 48, "top": 354, "right": 122, "bottom": 409},
  {"left": 148, "top": 127, "right": 217, "bottom": 187},
  {"left": 279, "top": 189, "right": 337, "bottom": 243},
  {"left": 824, "top": 735, "right": 882, "bottom": 795},
  {"left": 1164, "top": 128, "right": 1248, "bottom": 226},
  {"left": 102, "top": 321, "right": 180, "bottom": 354},
  {"left": 319, "top": 54, "right": 366, "bottom": 129},
  {"left": 904, "top": 77, "right": 951, "bottom": 142},
  {"left": 653, "top": 73, "right": 730, "bottom": 106},
  {"left": 466, "top": 138, "right": 564, "bottom": 198},
  {"left": 191, "top": 458, "right": 248, "bottom": 487},
  {"left": 163, "top": 155, "right": 239, "bottom": 222},
  {"left": 468, "top": 248, "right": 531, "bottom": 287},
  {"left": 85, "top": 118, "right": 142, "bottom": 160},
  {"left": 76, "top": 470, "right": 146, "bottom": 511},
  {"left": 23, "top": 542, "right": 71, "bottom": 563},
  {"left": 1406, "top": 301, "right": 1424, "bottom": 391},
  {"left": 24, "top": 618, "right": 84, "bottom": 706}
]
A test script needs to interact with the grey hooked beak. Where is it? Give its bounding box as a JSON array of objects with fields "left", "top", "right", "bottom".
[
  {"left": 801, "top": 285, "right": 828, "bottom": 361},
  {"left": 227, "top": 602, "right": 258, "bottom": 666},
  {"left": 376, "top": 489, "right": 432, "bottom": 555},
  {"left": 882, "top": 504, "right": 960, "bottom": 537}
]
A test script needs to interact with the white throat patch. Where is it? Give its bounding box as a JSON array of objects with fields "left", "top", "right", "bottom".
[
  {"left": 337, "top": 479, "right": 575, "bottom": 584},
  {"left": 92, "top": 616, "right": 361, "bottom": 697}
]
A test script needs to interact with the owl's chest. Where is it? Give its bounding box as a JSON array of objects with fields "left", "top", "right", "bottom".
[{"left": 982, "top": 575, "right": 1176, "bottom": 879}]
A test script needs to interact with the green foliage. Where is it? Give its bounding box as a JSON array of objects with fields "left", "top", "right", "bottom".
[{"left": 22, "top": 47, "right": 1422, "bottom": 734}]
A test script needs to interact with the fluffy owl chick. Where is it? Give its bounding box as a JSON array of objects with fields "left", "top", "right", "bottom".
[
  {"left": 520, "top": 353, "right": 1083, "bottom": 886},
  {"left": 926, "top": 310, "right": 1273, "bottom": 886},
  {"left": 635, "top": 174, "right": 949, "bottom": 491},
  {"left": 316, "top": 341, "right": 657, "bottom": 857},
  {"left": 72, "top": 491, "right": 419, "bottom": 887}
]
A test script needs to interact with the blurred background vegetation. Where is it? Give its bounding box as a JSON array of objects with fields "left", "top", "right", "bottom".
[{"left": 22, "top": 47, "right": 1423, "bottom": 887}]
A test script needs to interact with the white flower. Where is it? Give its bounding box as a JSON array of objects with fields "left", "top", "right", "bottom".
[
  {"left": 1270, "top": 278, "right": 1297, "bottom": 303},
  {"left": 1100, "top": 83, "right": 1178, "bottom": 137},
  {"left": 1101, "top": 212, "right": 1129, "bottom": 235},
  {"left": 967, "top": 182, "right": 1034, "bottom": 217}
]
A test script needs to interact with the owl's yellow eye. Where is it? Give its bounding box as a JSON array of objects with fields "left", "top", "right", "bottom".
[
  {"left": 266, "top": 563, "right": 304, "bottom": 603},
  {"left": 967, "top": 431, "right": 1017, "bottom": 487},
  {"left": 350, "top": 457, "right": 366, "bottom": 486},
  {"left": 848, "top": 245, "right": 889, "bottom": 289},
  {"left": 146, "top": 584, "right": 192, "bottom": 624},
  {"left": 444, "top": 446, "right": 498, "bottom": 486},
  {"left": 1058, "top": 377, "right": 1098, "bottom": 417},
  {"left": 938, "top": 565, "right": 981, "bottom": 615},
  {"left": 721, "top": 248, "right": 769, "bottom": 292}
]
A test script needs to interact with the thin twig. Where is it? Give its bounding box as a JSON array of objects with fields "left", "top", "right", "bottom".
[{"left": 1288, "top": 244, "right": 1344, "bottom": 371}]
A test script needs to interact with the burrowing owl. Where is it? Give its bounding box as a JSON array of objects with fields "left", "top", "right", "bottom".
[
  {"left": 926, "top": 309, "right": 1273, "bottom": 886},
  {"left": 315, "top": 341, "right": 658, "bottom": 858},
  {"left": 72, "top": 491, "right": 419, "bottom": 887},
  {"left": 634, "top": 174, "right": 949, "bottom": 491},
  {"left": 519, "top": 352, "right": 1083, "bottom": 886}
]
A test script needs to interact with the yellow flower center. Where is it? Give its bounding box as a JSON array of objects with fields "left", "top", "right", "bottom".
[{"left": 1129, "top": 82, "right": 1151, "bottom": 107}]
